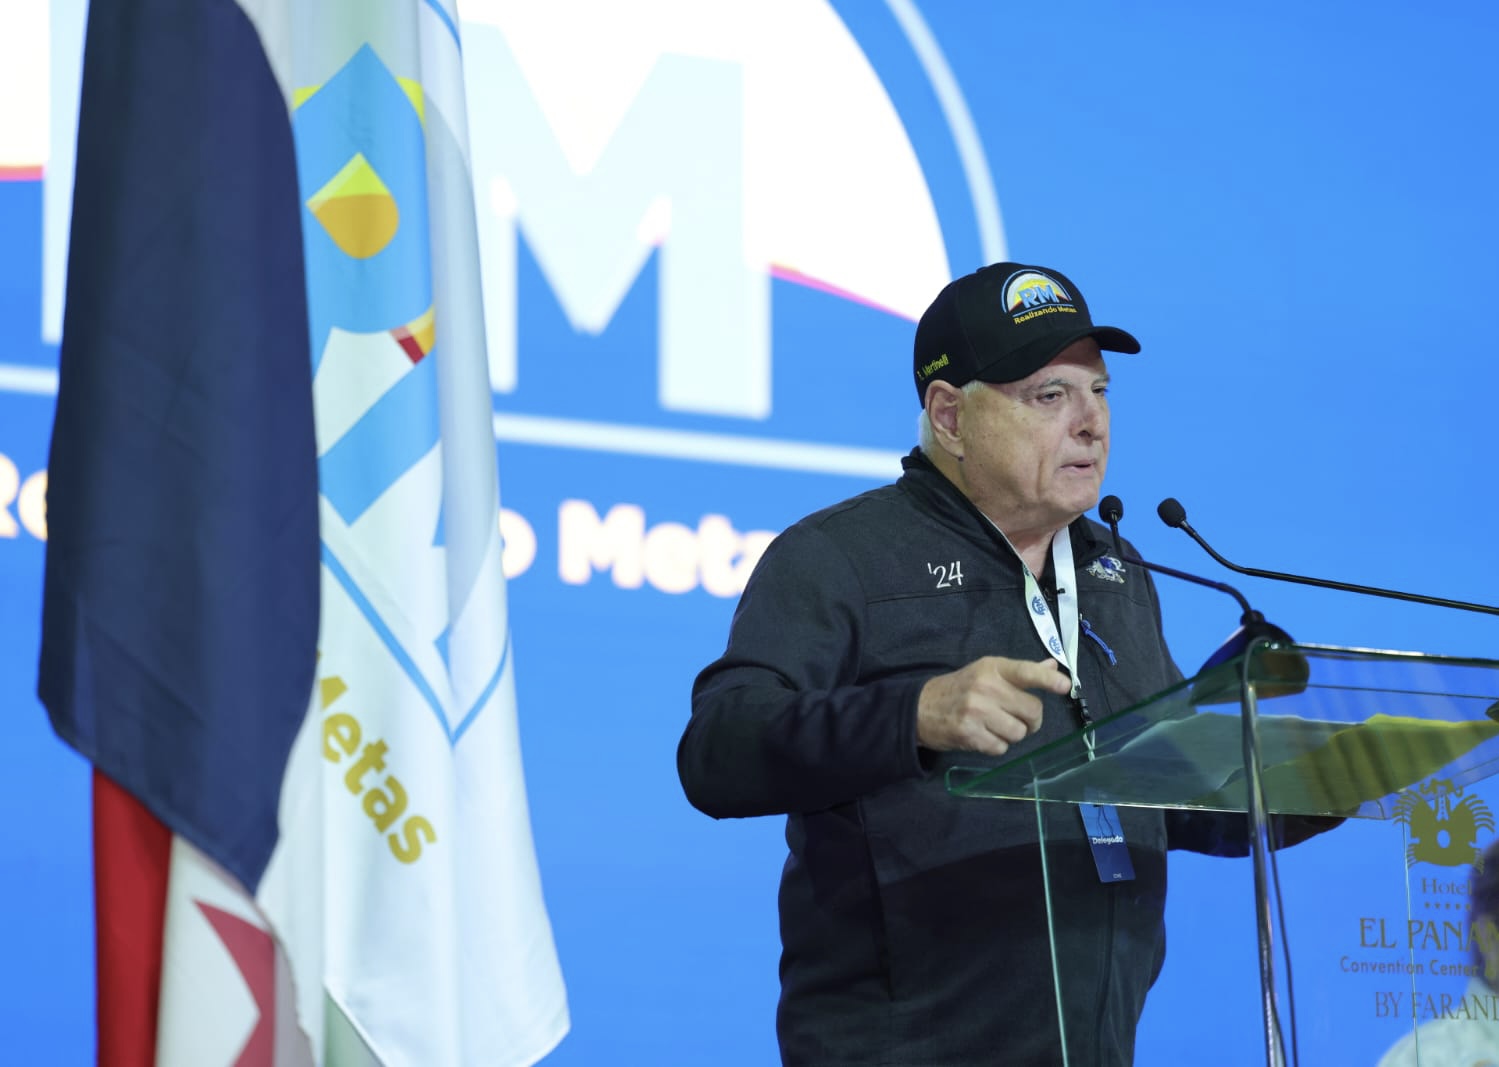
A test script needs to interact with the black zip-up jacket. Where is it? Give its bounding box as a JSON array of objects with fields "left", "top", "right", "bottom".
[{"left": 680, "top": 450, "right": 1257, "bottom": 1066}]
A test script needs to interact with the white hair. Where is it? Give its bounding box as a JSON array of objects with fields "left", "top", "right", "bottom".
[{"left": 916, "top": 379, "right": 986, "bottom": 452}]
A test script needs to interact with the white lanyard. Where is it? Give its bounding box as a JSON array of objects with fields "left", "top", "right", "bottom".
[
  {"left": 1014, "top": 529, "right": 1081, "bottom": 699},
  {"left": 988, "top": 522, "right": 1091, "bottom": 754},
  {"left": 994, "top": 525, "right": 1120, "bottom": 850}
]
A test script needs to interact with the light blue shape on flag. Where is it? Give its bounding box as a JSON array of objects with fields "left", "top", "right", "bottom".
[
  {"left": 421, "top": 0, "right": 461, "bottom": 49},
  {"left": 318, "top": 348, "right": 440, "bottom": 526},
  {"left": 293, "top": 41, "right": 507, "bottom": 746},
  {"left": 293, "top": 43, "right": 433, "bottom": 368}
]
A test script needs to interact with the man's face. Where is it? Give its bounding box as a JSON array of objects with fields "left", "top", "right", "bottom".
[{"left": 957, "top": 339, "right": 1110, "bottom": 541}]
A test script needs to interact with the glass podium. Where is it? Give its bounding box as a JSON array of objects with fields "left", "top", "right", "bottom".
[{"left": 946, "top": 643, "right": 1499, "bottom": 1066}]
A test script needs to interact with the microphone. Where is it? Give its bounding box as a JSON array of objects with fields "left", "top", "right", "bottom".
[
  {"left": 1158, "top": 498, "right": 1499, "bottom": 618},
  {"left": 1098, "top": 496, "right": 1305, "bottom": 690},
  {"left": 1098, "top": 494, "right": 1127, "bottom": 559}
]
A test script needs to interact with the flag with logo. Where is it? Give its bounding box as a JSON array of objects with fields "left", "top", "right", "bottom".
[{"left": 38, "top": 1, "right": 569, "bottom": 1063}]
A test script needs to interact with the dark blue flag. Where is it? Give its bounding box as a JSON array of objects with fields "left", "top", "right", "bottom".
[{"left": 38, "top": 0, "right": 320, "bottom": 894}]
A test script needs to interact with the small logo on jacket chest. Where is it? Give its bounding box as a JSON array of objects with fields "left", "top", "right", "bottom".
[{"left": 1086, "top": 556, "right": 1126, "bottom": 584}]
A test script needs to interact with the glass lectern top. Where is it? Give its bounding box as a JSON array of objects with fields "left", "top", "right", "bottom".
[{"left": 946, "top": 643, "right": 1499, "bottom": 819}]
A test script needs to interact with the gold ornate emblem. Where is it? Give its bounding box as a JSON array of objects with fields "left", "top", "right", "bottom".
[{"left": 1394, "top": 778, "right": 1494, "bottom": 869}]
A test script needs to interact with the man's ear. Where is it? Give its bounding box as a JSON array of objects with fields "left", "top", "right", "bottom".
[{"left": 925, "top": 382, "right": 964, "bottom": 458}]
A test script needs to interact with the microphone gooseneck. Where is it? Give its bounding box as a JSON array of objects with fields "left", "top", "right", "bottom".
[
  {"left": 1158, "top": 499, "right": 1499, "bottom": 618},
  {"left": 1096, "top": 499, "right": 1300, "bottom": 676},
  {"left": 1100, "top": 498, "right": 1256, "bottom": 623}
]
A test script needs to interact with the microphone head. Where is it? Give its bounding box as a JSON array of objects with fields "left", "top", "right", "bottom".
[
  {"left": 1099, "top": 495, "right": 1124, "bottom": 525},
  {"left": 1157, "top": 498, "right": 1187, "bottom": 528}
]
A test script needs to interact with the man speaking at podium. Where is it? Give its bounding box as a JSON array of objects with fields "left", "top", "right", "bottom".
[{"left": 678, "top": 261, "right": 1286, "bottom": 1065}]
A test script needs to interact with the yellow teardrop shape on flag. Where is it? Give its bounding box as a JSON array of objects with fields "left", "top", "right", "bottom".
[{"left": 306, "top": 152, "right": 399, "bottom": 259}]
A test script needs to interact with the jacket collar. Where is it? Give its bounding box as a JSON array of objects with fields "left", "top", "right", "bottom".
[{"left": 898, "top": 448, "right": 1113, "bottom": 568}]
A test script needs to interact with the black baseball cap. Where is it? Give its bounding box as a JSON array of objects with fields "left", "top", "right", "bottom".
[{"left": 913, "top": 262, "right": 1140, "bottom": 404}]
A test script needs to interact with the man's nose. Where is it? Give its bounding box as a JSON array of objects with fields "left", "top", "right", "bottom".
[{"left": 1075, "top": 393, "right": 1106, "bottom": 436}]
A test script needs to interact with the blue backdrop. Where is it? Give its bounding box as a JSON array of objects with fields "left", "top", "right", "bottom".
[{"left": 2, "top": 2, "right": 1497, "bottom": 1063}]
